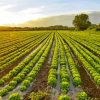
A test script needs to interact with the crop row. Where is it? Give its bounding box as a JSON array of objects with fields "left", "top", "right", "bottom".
[
  {"left": 20, "top": 33, "right": 54, "bottom": 91},
  {"left": 0, "top": 33, "right": 54, "bottom": 96},
  {"left": 65, "top": 32, "right": 100, "bottom": 56},
  {"left": 60, "top": 32, "right": 100, "bottom": 86},
  {"left": 0, "top": 34, "right": 51, "bottom": 86},
  {"left": 0, "top": 32, "right": 48, "bottom": 57},
  {"left": 0, "top": 33, "right": 49, "bottom": 71}
]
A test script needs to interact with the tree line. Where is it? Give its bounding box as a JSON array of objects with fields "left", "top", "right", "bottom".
[
  {"left": 73, "top": 13, "right": 100, "bottom": 31},
  {"left": 0, "top": 25, "right": 74, "bottom": 31},
  {"left": 0, "top": 14, "right": 100, "bottom": 31}
]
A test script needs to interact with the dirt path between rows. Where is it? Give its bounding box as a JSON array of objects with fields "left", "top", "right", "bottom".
[
  {"left": 23, "top": 39, "right": 55, "bottom": 100},
  {"left": 63, "top": 38, "right": 100, "bottom": 99},
  {"left": 0, "top": 35, "right": 49, "bottom": 79},
  {"left": 68, "top": 36, "right": 100, "bottom": 58}
]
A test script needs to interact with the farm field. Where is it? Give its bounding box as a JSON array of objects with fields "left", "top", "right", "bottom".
[{"left": 0, "top": 30, "right": 100, "bottom": 100}]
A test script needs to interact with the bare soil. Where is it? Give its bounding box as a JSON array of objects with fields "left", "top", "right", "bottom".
[
  {"left": 69, "top": 36, "right": 100, "bottom": 58},
  {"left": 23, "top": 40, "right": 55, "bottom": 100},
  {"left": 0, "top": 36, "right": 48, "bottom": 79},
  {"left": 0, "top": 46, "right": 37, "bottom": 79},
  {"left": 64, "top": 38, "right": 100, "bottom": 99}
]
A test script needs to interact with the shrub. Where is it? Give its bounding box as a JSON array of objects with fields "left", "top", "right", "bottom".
[
  {"left": 92, "top": 73, "right": 99, "bottom": 77},
  {"left": 9, "top": 81, "right": 17, "bottom": 86},
  {"left": 60, "top": 73, "right": 69, "bottom": 80},
  {"left": 27, "top": 77, "right": 33, "bottom": 82},
  {"left": 61, "top": 82, "right": 69, "bottom": 93},
  {"left": 18, "top": 73, "right": 25, "bottom": 79},
  {"left": 0, "top": 67, "right": 3, "bottom": 71},
  {"left": 13, "top": 76, "right": 22, "bottom": 83},
  {"left": 0, "top": 89, "right": 8, "bottom": 96},
  {"left": 29, "top": 91, "right": 48, "bottom": 100},
  {"left": 6, "top": 85, "right": 14, "bottom": 91},
  {"left": 48, "top": 77, "right": 57, "bottom": 86},
  {"left": 58, "top": 94, "right": 70, "bottom": 100},
  {"left": 9, "top": 70, "right": 17, "bottom": 76},
  {"left": 8, "top": 92, "right": 20, "bottom": 100},
  {"left": 28, "top": 71, "right": 37, "bottom": 78},
  {"left": 96, "top": 79, "right": 100, "bottom": 85},
  {"left": 49, "top": 69, "right": 57, "bottom": 76},
  {"left": 77, "top": 92, "right": 88, "bottom": 100},
  {"left": 20, "top": 85, "right": 27, "bottom": 91},
  {"left": 94, "top": 75, "right": 100, "bottom": 82},
  {"left": 0, "top": 79, "right": 4, "bottom": 85},
  {"left": 60, "top": 60, "right": 66, "bottom": 65},
  {"left": 73, "top": 77, "right": 81, "bottom": 86},
  {"left": 73, "top": 74, "right": 80, "bottom": 78},
  {"left": 61, "top": 78, "right": 68, "bottom": 82},
  {"left": 23, "top": 68, "right": 30, "bottom": 73},
  {"left": 22, "top": 80, "right": 30, "bottom": 87},
  {"left": 2, "top": 75, "right": 9, "bottom": 81}
]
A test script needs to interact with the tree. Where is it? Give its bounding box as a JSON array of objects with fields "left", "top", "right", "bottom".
[{"left": 73, "top": 14, "right": 91, "bottom": 30}]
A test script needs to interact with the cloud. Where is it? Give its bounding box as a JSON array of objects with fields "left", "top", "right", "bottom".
[
  {"left": 0, "top": 5, "right": 45, "bottom": 25},
  {"left": 19, "top": 6, "right": 44, "bottom": 14},
  {"left": 43, "top": 1, "right": 100, "bottom": 16},
  {"left": 0, "top": 5, "right": 14, "bottom": 11},
  {"left": 0, "top": 0, "right": 99, "bottom": 25}
]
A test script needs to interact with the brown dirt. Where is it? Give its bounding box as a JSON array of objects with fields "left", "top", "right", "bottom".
[
  {"left": 0, "top": 35, "right": 49, "bottom": 79},
  {"left": 57, "top": 31, "right": 100, "bottom": 99},
  {"left": 23, "top": 58, "right": 51, "bottom": 100},
  {"left": 68, "top": 36, "right": 100, "bottom": 58},
  {"left": 30, "top": 65, "right": 51, "bottom": 92},
  {"left": 64, "top": 39, "right": 100, "bottom": 99},
  {"left": 0, "top": 35, "right": 46, "bottom": 57},
  {"left": 23, "top": 39, "right": 55, "bottom": 100},
  {"left": 0, "top": 45, "right": 38, "bottom": 79}
]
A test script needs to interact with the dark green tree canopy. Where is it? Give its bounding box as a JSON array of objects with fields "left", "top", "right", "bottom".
[{"left": 73, "top": 14, "right": 91, "bottom": 30}]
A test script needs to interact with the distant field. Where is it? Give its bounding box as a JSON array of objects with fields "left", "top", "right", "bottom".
[{"left": 0, "top": 30, "right": 100, "bottom": 100}]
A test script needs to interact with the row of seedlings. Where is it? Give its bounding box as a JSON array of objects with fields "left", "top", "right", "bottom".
[
  {"left": 20, "top": 33, "right": 54, "bottom": 91},
  {"left": 67, "top": 37, "right": 100, "bottom": 86},
  {"left": 59, "top": 33, "right": 89, "bottom": 100},
  {"left": 47, "top": 34, "right": 58, "bottom": 87},
  {"left": 0, "top": 34, "right": 52, "bottom": 97},
  {"left": 60, "top": 33, "right": 99, "bottom": 99},
  {"left": 0, "top": 34, "right": 50, "bottom": 86},
  {"left": 0, "top": 33, "right": 50, "bottom": 71}
]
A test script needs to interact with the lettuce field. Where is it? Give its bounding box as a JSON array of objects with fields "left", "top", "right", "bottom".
[{"left": 0, "top": 31, "right": 100, "bottom": 100}]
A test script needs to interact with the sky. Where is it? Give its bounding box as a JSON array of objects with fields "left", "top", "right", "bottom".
[{"left": 0, "top": 0, "right": 100, "bottom": 25}]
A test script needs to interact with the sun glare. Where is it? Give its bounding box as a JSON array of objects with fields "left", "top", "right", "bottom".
[{"left": 0, "top": 5, "right": 44, "bottom": 25}]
